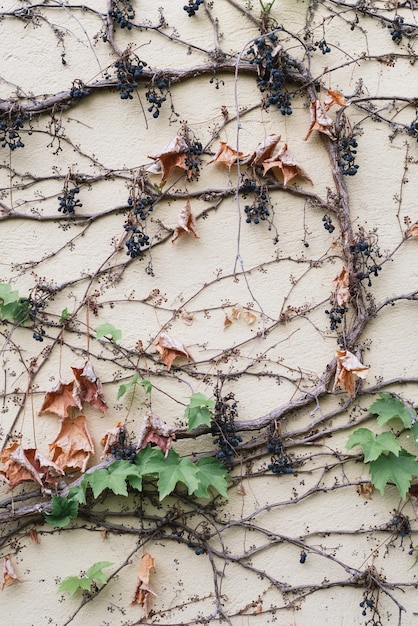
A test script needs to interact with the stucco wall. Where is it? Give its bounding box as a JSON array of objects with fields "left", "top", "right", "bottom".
[{"left": 1, "top": 1, "right": 418, "bottom": 625}]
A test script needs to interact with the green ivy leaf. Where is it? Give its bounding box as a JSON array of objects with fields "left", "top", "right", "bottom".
[
  {"left": 85, "top": 561, "right": 113, "bottom": 585},
  {"left": 346, "top": 428, "right": 402, "bottom": 462},
  {"left": 95, "top": 323, "right": 122, "bottom": 343},
  {"left": 193, "top": 457, "right": 229, "bottom": 498},
  {"left": 185, "top": 392, "right": 215, "bottom": 431},
  {"left": 58, "top": 561, "right": 113, "bottom": 595},
  {"left": 117, "top": 373, "right": 139, "bottom": 400},
  {"left": 59, "top": 307, "right": 71, "bottom": 323},
  {"left": 140, "top": 379, "right": 152, "bottom": 394},
  {"left": 411, "top": 422, "right": 418, "bottom": 443},
  {"left": 86, "top": 460, "right": 139, "bottom": 498},
  {"left": 369, "top": 449, "right": 418, "bottom": 500},
  {"left": 44, "top": 495, "right": 79, "bottom": 527},
  {"left": 143, "top": 449, "right": 199, "bottom": 500},
  {"left": 369, "top": 393, "right": 414, "bottom": 429}
]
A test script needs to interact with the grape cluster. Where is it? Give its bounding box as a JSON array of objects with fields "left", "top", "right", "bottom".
[
  {"left": 316, "top": 39, "right": 331, "bottom": 54},
  {"left": 27, "top": 295, "right": 47, "bottom": 342},
  {"left": 70, "top": 80, "right": 90, "bottom": 99},
  {"left": 110, "top": 426, "right": 137, "bottom": 462},
  {"left": 129, "top": 193, "right": 154, "bottom": 221},
  {"left": 108, "top": 0, "right": 135, "bottom": 30},
  {"left": 185, "top": 139, "right": 203, "bottom": 180},
  {"left": 358, "top": 596, "right": 381, "bottom": 624},
  {"left": 322, "top": 214, "right": 335, "bottom": 233},
  {"left": 388, "top": 16, "right": 404, "bottom": 43},
  {"left": 146, "top": 76, "right": 169, "bottom": 118},
  {"left": 114, "top": 54, "right": 147, "bottom": 100},
  {"left": 124, "top": 222, "right": 150, "bottom": 258},
  {"left": 324, "top": 305, "right": 346, "bottom": 331},
  {"left": 183, "top": 0, "right": 204, "bottom": 17},
  {"left": 211, "top": 391, "right": 242, "bottom": 469},
  {"left": 350, "top": 239, "right": 382, "bottom": 286},
  {"left": 247, "top": 34, "right": 293, "bottom": 115},
  {"left": 337, "top": 136, "right": 359, "bottom": 176},
  {"left": 267, "top": 435, "right": 293, "bottom": 474},
  {"left": 58, "top": 186, "right": 82, "bottom": 215},
  {"left": 239, "top": 179, "right": 271, "bottom": 225},
  {"left": 407, "top": 120, "right": 418, "bottom": 141},
  {"left": 0, "top": 116, "right": 25, "bottom": 150},
  {"left": 299, "top": 551, "right": 307, "bottom": 564}
]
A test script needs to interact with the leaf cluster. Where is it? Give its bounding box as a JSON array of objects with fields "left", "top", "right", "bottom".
[{"left": 58, "top": 561, "right": 113, "bottom": 596}]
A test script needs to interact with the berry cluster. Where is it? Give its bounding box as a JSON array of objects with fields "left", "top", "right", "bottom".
[
  {"left": 322, "top": 214, "right": 335, "bottom": 233},
  {"left": 70, "top": 80, "right": 90, "bottom": 99},
  {"left": 316, "top": 38, "right": 331, "bottom": 54},
  {"left": 246, "top": 34, "right": 293, "bottom": 115},
  {"left": 110, "top": 426, "right": 137, "bottom": 462},
  {"left": 299, "top": 551, "right": 307, "bottom": 564},
  {"left": 0, "top": 116, "right": 25, "bottom": 150},
  {"left": 27, "top": 291, "right": 48, "bottom": 342},
  {"left": 129, "top": 193, "right": 154, "bottom": 221},
  {"left": 146, "top": 76, "right": 169, "bottom": 118},
  {"left": 267, "top": 434, "right": 293, "bottom": 474},
  {"left": 324, "top": 305, "right": 346, "bottom": 331},
  {"left": 185, "top": 139, "right": 203, "bottom": 180},
  {"left": 337, "top": 136, "right": 359, "bottom": 176},
  {"left": 350, "top": 239, "right": 382, "bottom": 286},
  {"left": 124, "top": 222, "right": 150, "bottom": 258},
  {"left": 108, "top": 0, "right": 135, "bottom": 30},
  {"left": 407, "top": 120, "right": 418, "bottom": 141},
  {"left": 358, "top": 596, "right": 381, "bottom": 625},
  {"left": 58, "top": 186, "right": 82, "bottom": 215},
  {"left": 388, "top": 16, "right": 404, "bottom": 43},
  {"left": 183, "top": 0, "right": 204, "bottom": 17},
  {"left": 240, "top": 179, "right": 271, "bottom": 225},
  {"left": 114, "top": 54, "right": 147, "bottom": 100},
  {"left": 211, "top": 391, "right": 242, "bottom": 469}
]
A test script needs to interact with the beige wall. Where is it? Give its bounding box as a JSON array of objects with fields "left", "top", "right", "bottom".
[{"left": 1, "top": 1, "right": 418, "bottom": 624}]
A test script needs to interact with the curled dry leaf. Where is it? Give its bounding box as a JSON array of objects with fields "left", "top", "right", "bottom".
[
  {"left": 334, "top": 349, "right": 369, "bottom": 395},
  {"left": 147, "top": 135, "right": 189, "bottom": 183},
  {"left": 2, "top": 557, "right": 19, "bottom": 591},
  {"left": 224, "top": 305, "right": 257, "bottom": 328},
  {"left": 38, "top": 379, "right": 82, "bottom": 419},
  {"left": 180, "top": 309, "right": 194, "bottom": 325},
  {"left": 359, "top": 481, "right": 373, "bottom": 500},
  {"left": 155, "top": 332, "right": 193, "bottom": 371},
  {"left": 100, "top": 421, "right": 123, "bottom": 458},
  {"left": 243, "top": 134, "right": 281, "bottom": 165},
  {"left": 72, "top": 360, "right": 107, "bottom": 414},
  {"left": 324, "top": 88, "right": 348, "bottom": 111},
  {"left": 407, "top": 223, "right": 418, "bottom": 238},
  {"left": 172, "top": 200, "right": 200, "bottom": 243},
  {"left": 305, "top": 100, "right": 335, "bottom": 141},
  {"left": 262, "top": 143, "right": 313, "bottom": 187},
  {"left": 131, "top": 553, "right": 157, "bottom": 617},
  {"left": 333, "top": 267, "right": 350, "bottom": 307},
  {"left": 207, "top": 141, "right": 247, "bottom": 167},
  {"left": 49, "top": 414, "right": 94, "bottom": 473},
  {"left": 136, "top": 411, "right": 176, "bottom": 456},
  {"left": 0, "top": 442, "right": 64, "bottom": 490}
]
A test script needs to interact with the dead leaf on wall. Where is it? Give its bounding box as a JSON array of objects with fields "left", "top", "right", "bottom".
[
  {"left": 333, "top": 267, "right": 350, "bottom": 307},
  {"left": 100, "top": 421, "right": 123, "bottom": 458},
  {"left": 407, "top": 223, "right": 418, "bottom": 238},
  {"left": 207, "top": 141, "right": 247, "bottom": 167},
  {"left": 38, "top": 379, "right": 82, "bottom": 419},
  {"left": 243, "top": 134, "right": 282, "bottom": 165},
  {"left": 136, "top": 411, "right": 176, "bottom": 456},
  {"left": 262, "top": 143, "right": 313, "bottom": 187},
  {"left": 324, "top": 88, "right": 348, "bottom": 110},
  {"left": 224, "top": 305, "right": 257, "bottom": 327},
  {"left": 334, "top": 349, "right": 369, "bottom": 395},
  {"left": 147, "top": 135, "right": 189, "bottom": 182},
  {"left": 305, "top": 100, "right": 335, "bottom": 141},
  {"left": 131, "top": 553, "right": 157, "bottom": 617},
  {"left": 155, "top": 332, "right": 193, "bottom": 371},
  {"left": 72, "top": 360, "right": 107, "bottom": 414},
  {"left": 49, "top": 415, "right": 94, "bottom": 473},
  {"left": 172, "top": 200, "right": 200, "bottom": 243},
  {"left": 0, "top": 442, "right": 64, "bottom": 489},
  {"left": 1, "top": 557, "right": 19, "bottom": 591},
  {"left": 359, "top": 482, "right": 373, "bottom": 500}
]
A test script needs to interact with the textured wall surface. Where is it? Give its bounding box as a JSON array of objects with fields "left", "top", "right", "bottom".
[{"left": 1, "top": 1, "right": 418, "bottom": 625}]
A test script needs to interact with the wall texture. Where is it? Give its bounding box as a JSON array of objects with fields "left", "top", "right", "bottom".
[{"left": 1, "top": 1, "right": 418, "bottom": 625}]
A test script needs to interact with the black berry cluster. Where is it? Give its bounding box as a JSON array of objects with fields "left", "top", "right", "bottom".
[
  {"left": 27, "top": 291, "right": 48, "bottom": 342},
  {"left": 110, "top": 426, "right": 137, "bottom": 462},
  {"left": 183, "top": 0, "right": 204, "bottom": 17},
  {"left": 129, "top": 194, "right": 154, "bottom": 221},
  {"left": 108, "top": 0, "right": 135, "bottom": 30},
  {"left": 0, "top": 116, "right": 25, "bottom": 150},
  {"left": 388, "top": 16, "right": 404, "bottom": 43},
  {"left": 324, "top": 305, "right": 346, "bottom": 331},
  {"left": 114, "top": 54, "right": 147, "bottom": 100},
  {"left": 299, "top": 551, "right": 307, "bottom": 564},
  {"left": 124, "top": 222, "right": 150, "bottom": 258},
  {"left": 267, "top": 435, "right": 293, "bottom": 474},
  {"left": 337, "top": 136, "right": 359, "bottom": 176},
  {"left": 146, "top": 76, "right": 169, "bottom": 118},
  {"left": 350, "top": 239, "right": 382, "bottom": 286},
  {"left": 58, "top": 186, "right": 82, "bottom": 215},
  {"left": 322, "top": 214, "right": 335, "bottom": 233},
  {"left": 185, "top": 139, "right": 203, "bottom": 180},
  {"left": 239, "top": 179, "right": 271, "bottom": 225},
  {"left": 70, "top": 80, "right": 90, "bottom": 99},
  {"left": 246, "top": 34, "right": 293, "bottom": 115},
  {"left": 316, "top": 38, "right": 331, "bottom": 54},
  {"left": 211, "top": 391, "right": 242, "bottom": 469},
  {"left": 407, "top": 120, "right": 418, "bottom": 141},
  {"left": 358, "top": 595, "right": 382, "bottom": 625}
]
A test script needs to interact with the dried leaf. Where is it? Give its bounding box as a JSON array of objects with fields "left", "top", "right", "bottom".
[
  {"left": 334, "top": 349, "right": 369, "bottom": 395},
  {"left": 305, "top": 100, "right": 335, "bottom": 141},
  {"left": 2, "top": 557, "right": 19, "bottom": 591},
  {"left": 359, "top": 482, "right": 373, "bottom": 500},
  {"left": 224, "top": 305, "right": 257, "bottom": 327},
  {"left": 49, "top": 415, "right": 94, "bottom": 473},
  {"left": 147, "top": 135, "right": 189, "bottom": 183},
  {"left": 72, "top": 360, "right": 107, "bottom": 414},
  {"left": 207, "top": 141, "right": 247, "bottom": 167},
  {"left": 324, "top": 88, "right": 348, "bottom": 111},
  {"left": 29, "top": 528, "right": 40, "bottom": 544},
  {"left": 243, "top": 134, "right": 282, "bottom": 165},
  {"left": 155, "top": 332, "right": 193, "bottom": 371},
  {"left": 0, "top": 442, "right": 64, "bottom": 489},
  {"left": 38, "top": 379, "right": 82, "bottom": 419},
  {"left": 136, "top": 411, "right": 176, "bottom": 456},
  {"left": 263, "top": 144, "right": 313, "bottom": 187},
  {"left": 333, "top": 267, "right": 350, "bottom": 307},
  {"left": 172, "top": 200, "right": 200, "bottom": 243},
  {"left": 131, "top": 553, "right": 157, "bottom": 617},
  {"left": 408, "top": 223, "right": 418, "bottom": 238},
  {"left": 100, "top": 421, "right": 123, "bottom": 459},
  {"left": 180, "top": 309, "right": 194, "bottom": 325}
]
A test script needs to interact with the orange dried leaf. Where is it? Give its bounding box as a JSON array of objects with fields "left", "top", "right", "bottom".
[
  {"left": 333, "top": 267, "right": 350, "bottom": 307},
  {"left": 244, "top": 134, "right": 281, "bottom": 165},
  {"left": 29, "top": 528, "right": 40, "bottom": 544},
  {"left": 334, "top": 349, "right": 369, "bottom": 395},
  {"left": 359, "top": 482, "right": 373, "bottom": 500},
  {"left": 263, "top": 144, "right": 313, "bottom": 187},
  {"left": 132, "top": 553, "right": 157, "bottom": 617},
  {"left": 49, "top": 415, "right": 94, "bottom": 473},
  {"left": 155, "top": 332, "right": 193, "bottom": 371},
  {"left": 207, "top": 141, "right": 247, "bottom": 167},
  {"left": 147, "top": 135, "right": 189, "bottom": 183},
  {"left": 72, "top": 360, "right": 107, "bottom": 414},
  {"left": 2, "top": 557, "right": 19, "bottom": 591},
  {"left": 38, "top": 379, "right": 82, "bottom": 419},
  {"left": 136, "top": 411, "right": 176, "bottom": 456},
  {"left": 305, "top": 100, "right": 335, "bottom": 141},
  {"left": 324, "top": 88, "right": 348, "bottom": 111},
  {"left": 408, "top": 223, "right": 418, "bottom": 238},
  {"left": 0, "top": 442, "right": 64, "bottom": 489},
  {"left": 172, "top": 200, "right": 200, "bottom": 243},
  {"left": 100, "top": 421, "right": 123, "bottom": 459},
  {"left": 224, "top": 305, "right": 257, "bottom": 327}
]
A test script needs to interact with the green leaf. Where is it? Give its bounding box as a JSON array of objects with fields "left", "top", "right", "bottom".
[
  {"left": 44, "top": 495, "right": 79, "bottom": 527},
  {"left": 369, "top": 393, "right": 414, "bottom": 429},
  {"left": 369, "top": 449, "right": 418, "bottom": 500},
  {"left": 411, "top": 422, "right": 418, "bottom": 443},
  {"left": 0, "top": 283, "right": 19, "bottom": 306},
  {"left": 95, "top": 323, "right": 122, "bottom": 343},
  {"left": 85, "top": 561, "right": 113, "bottom": 584},
  {"left": 193, "top": 457, "right": 229, "bottom": 498},
  {"left": 140, "top": 379, "right": 152, "bottom": 394},
  {"left": 346, "top": 428, "right": 402, "bottom": 462},
  {"left": 59, "top": 576, "right": 92, "bottom": 596},
  {"left": 67, "top": 483, "right": 87, "bottom": 505},
  {"left": 149, "top": 449, "right": 200, "bottom": 500},
  {"left": 117, "top": 373, "right": 139, "bottom": 399},
  {"left": 86, "top": 460, "right": 140, "bottom": 498},
  {"left": 59, "top": 307, "right": 71, "bottom": 323},
  {"left": 185, "top": 392, "right": 215, "bottom": 431}
]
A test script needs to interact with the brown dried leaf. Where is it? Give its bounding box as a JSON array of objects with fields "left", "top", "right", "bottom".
[
  {"left": 243, "top": 134, "right": 281, "bottom": 165},
  {"left": 100, "top": 421, "right": 123, "bottom": 459},
  {"left": 304, "top": 100, "right": 335, "bottom": 141},
  {"left": 147, "top": 135, "right": 189, "bottom": 183},
  {"left": 172, "top": 200, "right": 200, "bottom": 243},
  {"left": 333, "top": 267, "right": 350, "bottom": 307},
  {"left": 29, "top": 528, "right": 40, "bottom": 544},
  {"left": 263, "top": 143, "right": 313, "bottom": 187},
  {"left": 2, "top": 557, "right": 19, "bottom": 591},
  {"left": 359, "top": 482, "right": 373, "bottom": 500},
  {"left": 324, "top": 88, "right": 348, "bottom": 111},
  {"left": 224, "top": 305, "right": 257, "bottom": 327},
  {"left": 0, "top": 442, "right": 64, "bottom": 489},
  {"left": 334, "top": 349, "right": 369, "bottom": 395},
  {"left": 180, "top": 309, "right": 194, "bottom": 325},
  {"left": 207, "top": 141, "right": 247, "bottom": 167},
  {"left": 408, "top": 223, "right": 418, "bottom": 238},
  {"left": 155, "top": 332, "right": 193, "bottom": 371},
  {"left": 131, "top": 553, "right": 157, "bottom": 617},
  {"left": 38, "top": 379, "right": 82, "bottom": 419},
  {"left": 136, "top": 411, "right": 176, "bottom": 456},
  {"left": 72, "top": 360, "right": 107, "bottom": 414},
  {"left": 49, "top": 415, "right": 94, "bottom": 473}
]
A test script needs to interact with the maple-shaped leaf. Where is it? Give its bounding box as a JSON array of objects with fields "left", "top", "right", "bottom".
[
  {"left": 333, "top": 349, "right": 369, "bottom": 395},
  {"left": 155, "top": 332, "right": 193, "bottom": 371},
  {"left": 0, "top": 442, "right": 64, "bottom": 489},
  {"left": 172, "top": 199, "right": 200, "bottom": 243},
  {"left": 72, "top": 360, "right": 107, "bottom": 414},
  {"left": 207, "top": 141, "right": 247, "bottom": 167},
  {"left": 100, "top": 421, "right": 123, "bottom": 458},
  {"left": 136, "top": 411, "right": 176, "bottom": 456},
  {"left": 147, "top": 135, "right": 189, "bottom": 183},
  {"left": 1, "top": 557, "right": 19, "bottom": 591},
  {"left": 369, "top": 450, "right": 418, "bottom": 500},
  {"left": 262, "top": 143, "right": 313, "bottom": 187},
  {"left": 146, "top": 449, "right": 199, "bottom": 500},
  {"left": 346, "top": 428, "right": 402, "bottom": 462},
  {"left": 243, "top": 134, "right": 281, "bottom": 165},
  {"left": 193, "top": 456, "right": 229, "bottom": 498},
  {"left": 224, "top": 305, "right": 257, "bottom": 328},
  {"left": 324, "top": 88, "right": 348, "bottom": 111},
  {"left": 369, "top": 393, "right": 415, "bottom": 428},
  {"left": 131, "top": 553, "right": 157, "bottom": 617},
  {"left": 49, "top": 415, "right": 94, "bottom": 473},
  {"left": 304, "top": 100, "right": 335, "bottom": 141},
  {"left": 38, "top": 379, "right": 82, "bottom": 419},
  {"left": 333, "top": 267, "right": 350, "bottom": 307},
  {"left": 86, "top": 460, "right": 140, "bottom": 498}
]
